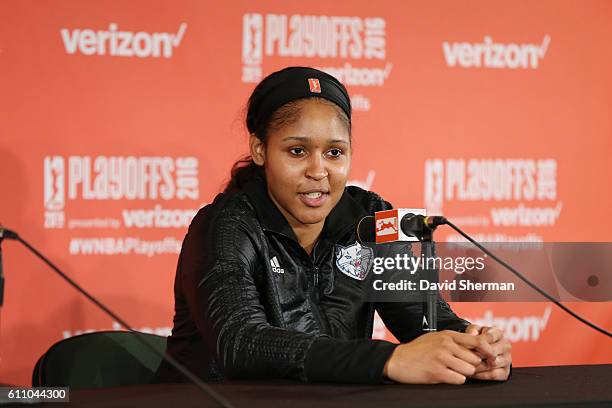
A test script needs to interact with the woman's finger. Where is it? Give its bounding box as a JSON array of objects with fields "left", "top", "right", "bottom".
[
  {"left": 491, "top": 338, "right": 512, "bottom": 357},
  {"left": 470, "top": 366, "right": 510, "bottom": 381},
  {"left": 481, "top": 326, "right": 504, "bottom": 343},
  {"left": 450, "top": 342, "right": 483, "bottom": 367},
  {"left": 442, "top": 354, "right": 478, "bottom": 377}
]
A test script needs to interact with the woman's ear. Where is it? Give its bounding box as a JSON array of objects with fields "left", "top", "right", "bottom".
[{"left": 249, "top": 134, "right": 265, "bottom": 166}]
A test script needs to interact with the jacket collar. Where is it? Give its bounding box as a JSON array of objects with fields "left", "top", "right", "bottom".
[{"left": 243, "top": 178, "right": 368, "bottom": 244}]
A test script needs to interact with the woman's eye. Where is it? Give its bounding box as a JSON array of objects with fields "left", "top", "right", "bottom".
[
  {"left": 289, "top": 147, "right": 305, "bottom": 156},
  {"left": 327, "top": 148, "right": 343, "bottom": 158}
]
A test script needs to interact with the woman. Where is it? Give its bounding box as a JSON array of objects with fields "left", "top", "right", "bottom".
[{"left": 156, "top": 66, "right": 511, "bottom": 384}]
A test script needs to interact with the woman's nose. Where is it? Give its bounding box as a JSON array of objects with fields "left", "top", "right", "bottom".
[{"left": 305, "top": 154, "right": 328, "bottom": 180}]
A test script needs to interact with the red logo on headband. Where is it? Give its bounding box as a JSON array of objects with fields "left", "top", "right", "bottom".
[{"left": 308, "top": 78, "right": 321, "bottom": 93}]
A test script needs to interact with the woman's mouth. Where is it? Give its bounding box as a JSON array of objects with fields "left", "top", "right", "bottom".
[{"left": 299, "top": 191, "right": 329, "bottom": 207}]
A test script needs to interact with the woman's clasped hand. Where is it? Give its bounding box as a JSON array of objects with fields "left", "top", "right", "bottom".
[{"left": 384, "top": 325, "right": 512, "bottom": 384}]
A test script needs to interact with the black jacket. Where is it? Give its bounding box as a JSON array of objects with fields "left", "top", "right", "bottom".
[{"left": 156, "top": 178, "right": 470, "bottom": 384}]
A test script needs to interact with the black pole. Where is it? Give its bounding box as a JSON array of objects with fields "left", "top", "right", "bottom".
[
  {"left": 0, "top": 234, "right": 6, "bottom": 307},
  {"left": 419, "top": 229, "right": 438, "bottom": 333}
]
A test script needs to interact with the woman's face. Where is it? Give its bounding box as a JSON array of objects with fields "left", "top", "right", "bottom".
[{"left": 251, "top": 99, "right": 351, "bottom": 231}]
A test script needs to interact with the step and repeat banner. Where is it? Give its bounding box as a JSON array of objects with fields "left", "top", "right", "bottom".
[{"left": 1, "top": 0, "right": 611, "bottom": 385}]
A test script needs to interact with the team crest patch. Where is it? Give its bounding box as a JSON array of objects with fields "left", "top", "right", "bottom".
[{"left": 335, "top": 242, "right": 373, "bottom": 281}]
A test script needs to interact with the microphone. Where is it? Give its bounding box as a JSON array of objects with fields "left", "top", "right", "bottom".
[
  {"left": 0, "top": 227, "right": 18, "bottom": 240},
  {"left": 356, "top": 215, "right": 375, "bottom": 244},
  {"left": 356, "top": 210, "right": 447, "bottom": 243},
  {"left": 401, "top": 214, "right": 447, "bottom": 238}
]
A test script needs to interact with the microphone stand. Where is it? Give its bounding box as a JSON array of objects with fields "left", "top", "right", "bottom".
[
  {"left": 0, "top": 232, "right": 5, "bottom": 333},
  {"left": 0, "top": 228, "right": 15, "bottom": 335},
  {"left": 419, "top": 228, "right": 438, "bottom": 333}
]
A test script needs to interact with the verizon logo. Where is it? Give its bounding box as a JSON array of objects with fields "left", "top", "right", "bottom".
[
  {"left": 60, "top": 23, "right": 187, "bottom": 58},
  {"left": 442, "top": 35, "right": 550, "bottom": 69},
  {"left": 490, "top": 202, "right": 563, "bottom": 227},
  {"left": 121, "top": 205, "right": 197, "bottom": 229}
]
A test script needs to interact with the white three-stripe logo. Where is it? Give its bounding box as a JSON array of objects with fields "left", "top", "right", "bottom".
[{"left": 270, "top": 256, "right": 284, "bottom": 273}]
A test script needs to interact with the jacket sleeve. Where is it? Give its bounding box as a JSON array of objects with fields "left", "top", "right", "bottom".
[{"left": 182, "top": 200, "right": 398, "bottom": 383}]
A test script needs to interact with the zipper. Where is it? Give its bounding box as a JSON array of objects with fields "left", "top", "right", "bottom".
[
  {"left": 313, "top": 265, "right": 320, "bottom": 303},
  {"left": 265, "top": 227, "right": 356, "bottom": 336},
  {"left": 266, "top": 231, "right": 328, "bottom": 331},
  {"left": 309, "top": 263, "right": 330, "bottom": 334},
  {"left": 306, "top": 224, "right": 356, "bottom": 333},
  {"left": 309, "top": 240, "right": 327, "bottom": 332}
]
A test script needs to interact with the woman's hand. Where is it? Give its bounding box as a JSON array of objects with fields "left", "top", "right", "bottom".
[
  {"left": 382, "top": 330, "right": 496, "bottom": 384},
  {"left": 464, "top": 324, "right": 512, "bottom": 381}
]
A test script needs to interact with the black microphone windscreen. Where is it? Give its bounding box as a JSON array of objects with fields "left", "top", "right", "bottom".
[
  {"left": 400, "top": 213, "right": 423, "bottom": 237},
  {"left": 356, "top": 216, "right": 376, "bottom": 243}
]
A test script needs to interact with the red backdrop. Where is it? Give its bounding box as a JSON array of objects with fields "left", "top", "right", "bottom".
[{"left": 1, "top": 0, "right": 611, "bottom": 385}]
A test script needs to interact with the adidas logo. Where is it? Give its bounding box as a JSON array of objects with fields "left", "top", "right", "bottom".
[{"left": 270, "top": 256, "right": 285, "bottom": 274}]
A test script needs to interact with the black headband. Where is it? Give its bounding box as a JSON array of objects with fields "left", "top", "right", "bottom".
[{"left": 249, "top": 67, "right": 351, "bottom": 133}]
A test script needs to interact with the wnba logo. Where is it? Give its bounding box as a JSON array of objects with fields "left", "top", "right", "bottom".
[
  {"left": 44, "top": 156, "right": 65, "bottom": 211},
  {"left": 242, "top": 14, "right": 263, "bottom": 64},
  {"left": 424, "top": 159, "right": 444, "bottom": 213},
  {"left": 44, "top": 156, "right": 66, "bottom": 229},
  {"left": 242, "top": 14, "right": 263, "bottom": 82}
]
